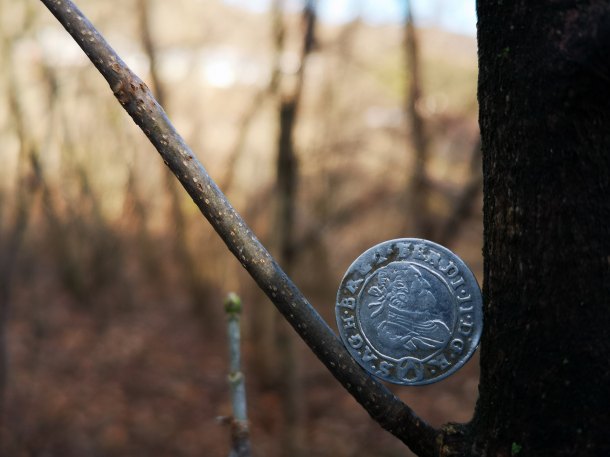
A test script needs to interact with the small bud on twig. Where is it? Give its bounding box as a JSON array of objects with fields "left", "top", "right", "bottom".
[{"left": 224, "top": 292, "right": 242, "bottom": 316}]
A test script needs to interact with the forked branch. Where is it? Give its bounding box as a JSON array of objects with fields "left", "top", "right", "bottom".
[{"left": 38, "top": 1, "right": 440, "bottom": 455}]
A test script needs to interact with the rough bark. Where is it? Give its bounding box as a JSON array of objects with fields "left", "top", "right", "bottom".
[{"left": 473, "top": 2, "right": 610, "bottom": 455}]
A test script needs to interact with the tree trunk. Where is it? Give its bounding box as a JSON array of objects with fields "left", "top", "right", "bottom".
[
  {"left": 404, "top": 3, "right": 432, "bottom": 238},
  {"left": 274, "top": 97, "right": 304, "bottom": 457},
  {"left": 272, "top": 3, "right": 316, "bottom": 455},
  {"left": 255, "top": 0, "right": 287, "bottom": 388},
  {"left": 471, "top": 2, "right": 610, "bottom": 455}
]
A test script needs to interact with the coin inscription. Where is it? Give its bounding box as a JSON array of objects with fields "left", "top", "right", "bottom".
[{"left": 336, "top": 238, "right": 483, "bottom": 385}]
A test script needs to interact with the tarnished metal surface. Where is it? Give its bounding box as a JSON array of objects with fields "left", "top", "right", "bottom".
[{"left": 336, "top": 239, "right": 483, "bottom": 386}]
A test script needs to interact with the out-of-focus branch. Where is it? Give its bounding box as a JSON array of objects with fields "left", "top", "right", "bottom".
[
  {"left": 136, "top": 0, "right": 165, "bottom": 106},
  {"left": 291, "top": 0, "right": 316, "bottom": 103},
  {"left": 273, "top": 3, "right": 317, "bottom": 455},
  {"left": 221, "top": 0, "right": 285, "bottom": 193},
  {"left": 292, "top": 186, "right": 398, "bottom": 253},
  {"left": 37, "top": 1, "right": 439, "bottom": 455},
  {"left": 220, "top": 89, "right": 270, "bottom": 193},
  {"left": 137, "top": 0, "right": 215, "bottom": 322},
  {"left": 436, "top": 137, "right": 482, "bottom": 247},
  {"left": 404, "top": 2, "right": 432, "bottom": 238},
  {"left": 275, "top": 0, "right": 316, "bottom": 267},
  {"left": 0, "top": 21, "right": 43, "bottom": 424},
  {"left": 252, "top": 0, "right": 287, "bottom": 389}
]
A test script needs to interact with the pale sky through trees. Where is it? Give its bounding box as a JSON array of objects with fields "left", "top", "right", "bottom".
[{"left": 224, "top": 0, "right": 477, "bottom": 36}]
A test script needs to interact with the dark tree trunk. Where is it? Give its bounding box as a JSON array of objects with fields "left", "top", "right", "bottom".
[
  {"left": 252, "top": 1, "right": 286, "bottom": 384},
  {"left": 272, "top": 4, "right": 316, "bottom": 455},
  {"left": 472, "top": 2, "right": 610, "bottom": 455},
  {"left": 275, "top": 99, "right": 298, "bottom": 270}
]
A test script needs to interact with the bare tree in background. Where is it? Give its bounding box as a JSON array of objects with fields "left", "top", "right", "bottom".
[
  {"left": 0, "top": 3, "right": 44, "bottom": 425},
  {"left": 36, "top": 0, "right": 610, "bottom": 455},
  {"left": 0, "top": 58, "right": 37, "bottom": 432},
  {"left": 404, "top": 3, "right": 482, "bottom": 247},
  {"left": 267, "top": 2, "right": 317, "bottom": 454},
  {"left": 252, "top": 0, "right": 288, "bottom": 388},
  {"left": 435, "top": 137, "right": 482, "bottom": 247},
  {"left": 137, "top": 0, "right": 215, "bottom": 326},
  {"left": 221, "top": 0, "right": 285, "bottom": 194},
  {"left": 404, "top": 1, "right": 433, "bottom": 239}
]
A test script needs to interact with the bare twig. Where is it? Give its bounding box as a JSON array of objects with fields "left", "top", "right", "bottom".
[
  {"left": 37, "top": 1, "right": 439, "bottom": 455},
  {"left": 224, "top": 293, "right": 252, "bottom": 457}
]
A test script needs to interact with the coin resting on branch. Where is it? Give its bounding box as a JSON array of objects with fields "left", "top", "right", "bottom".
[
  {"left": 37, "top": 1, "right": 440, "bottom": 456},
  {"left": 336, "top": 239, "right": 482, "bottom": 386}
]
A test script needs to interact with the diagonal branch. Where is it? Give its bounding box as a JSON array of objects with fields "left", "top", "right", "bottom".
[{"left": 38, "top": 1, "right": 440, "bottom": 455}]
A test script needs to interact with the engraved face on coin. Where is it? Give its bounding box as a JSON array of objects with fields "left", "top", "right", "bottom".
[{"left": 336, "top": 239, "right": 483, "bottom": 385}]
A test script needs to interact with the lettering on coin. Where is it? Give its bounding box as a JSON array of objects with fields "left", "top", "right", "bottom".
[{"left": 335, "top": 238, "right": 483, "bottom": 386}]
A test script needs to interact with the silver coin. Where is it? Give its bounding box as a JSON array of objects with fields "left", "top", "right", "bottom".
[{"left": 335, "top": 238, "right": 483, "bottom": 386}]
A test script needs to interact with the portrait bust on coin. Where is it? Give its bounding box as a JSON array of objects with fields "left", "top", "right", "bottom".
[
  {"left": 366, "top": 263, "right": 450, "bottom": 353},
  {"left": 336, "top": 239, "right": 483, "bottom": 385}
]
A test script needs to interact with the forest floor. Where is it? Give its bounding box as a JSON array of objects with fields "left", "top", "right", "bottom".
[{"left": 3, "top": 214, "right": 482, "bottom": 457}]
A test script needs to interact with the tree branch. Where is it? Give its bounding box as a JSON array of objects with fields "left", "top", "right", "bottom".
[
  {"left": 38, "top": 1, "right": 440, "bottom": 455},
  {"left": 224, "top": 293, "right": 252, "bottom": 457}
]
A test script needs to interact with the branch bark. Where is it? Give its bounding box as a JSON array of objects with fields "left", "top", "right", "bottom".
[{"left": 37, "top": 1, "right": 440, "bottom": 455}]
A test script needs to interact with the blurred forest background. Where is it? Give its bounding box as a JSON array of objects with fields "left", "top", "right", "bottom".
[{"left": 0, "top": 0, "right": 480, "bottom": 456}]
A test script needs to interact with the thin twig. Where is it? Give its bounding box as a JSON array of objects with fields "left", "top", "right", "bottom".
[
  {"left": 224, "top": 293, "right": 252, "bottom": 457},
  {"left": 37, "top": 1, "right": 439, "bottom": 455}
]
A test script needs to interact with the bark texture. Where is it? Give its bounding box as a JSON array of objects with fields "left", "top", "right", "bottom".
[{"left": 474, "top": 2, "right": 610, "bottom": 455}]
